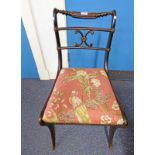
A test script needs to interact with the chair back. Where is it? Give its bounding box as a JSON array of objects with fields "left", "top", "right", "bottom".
[{"left": 53, "top": 8, "right": 117, "bottom": 74}]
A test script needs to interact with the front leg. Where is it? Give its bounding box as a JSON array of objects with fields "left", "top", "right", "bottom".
[
  {"left": 47, "top": 124, "right": 56, "bottom": 150},
  {"left": 108, "top": 126, "right": 117, "bottom": 149}
]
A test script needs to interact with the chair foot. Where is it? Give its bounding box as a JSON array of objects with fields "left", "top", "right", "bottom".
[
  {"left": 108, "top": 126, "right": 117, "bottom": 149},
  {"left": 109, "top": 144, "right": 112, "bottom": 150},
  {"left": 47, "top": 124, "right": 56, "bottom": 150},
  {"left": 52, "top": 144, "right": 56, "bottom": 150}
]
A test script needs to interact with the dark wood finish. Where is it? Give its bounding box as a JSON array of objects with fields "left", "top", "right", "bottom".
[
  {"left": 54, "top": 9, "right": 114, "bottom": 19},
  {"left": 40, "top": 122, "right": 126, "bottom": 127},
  {"left": 104, "top": 10, "right": 116, "bottom": 73},
  {"left": 53, "top": 9, "right": 62, "bottom": 74},
  {"left": 108, "top": 126, "right": 117, "bottom": 149},
  {"left": 39, "top": 8, "right": 128, "bottom": 151},
  {"left": 55, "top": 27, "right": 114, "bottom": 32},
  {"left": 57, "top": 46, "right": 109, "bottom": 51},
  {"left": 47, "top": 125, "right": 56, "bottom": 150}
]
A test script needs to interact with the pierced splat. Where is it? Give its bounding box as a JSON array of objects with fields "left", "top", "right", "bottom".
[{"left": 74, "top": 30, "right": 94, "bottom": 47}]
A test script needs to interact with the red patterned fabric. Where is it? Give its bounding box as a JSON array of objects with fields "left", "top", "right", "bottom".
[{"left": 42, "top": 68, "right": 126, "bottom": 125}]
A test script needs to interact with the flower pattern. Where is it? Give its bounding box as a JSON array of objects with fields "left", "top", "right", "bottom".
[
  {"left": 117, "top": 118, "right": 124, "bottom": 125},
  {"left": 91, "top": 78, "right": 101, "bottom": 87},
  {"left": 100, "top": 70, "right": 108, "bottom": 77},
  {"left": 76, "top": 70, "right": 87, "bottom": 76},
  {"left": 100, "top": 115, "right": 112, "bottom": 124},
  {"left": 112, "top": 101, "right": 120, "bottom": 110},
  {"left": 42, "top": 68, "right": 126, "bottom": 125},
  {"left": 60, "top": 69, "right": 65, "bottom": 74}
]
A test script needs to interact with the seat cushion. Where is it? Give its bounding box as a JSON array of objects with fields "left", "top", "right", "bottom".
[{"left": 42, "top": 68, "right": 126, "bottom": 125}]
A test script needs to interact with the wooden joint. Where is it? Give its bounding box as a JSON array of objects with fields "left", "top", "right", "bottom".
[
  {"left": 39, "top": 117, "right": 45, "bottom": 126},
  {"left": 111, "top": 10, "right": 116, "bottom": 17},
  {"left": 106, "top": 48, "right": 110, "bottom": 52},
  {"left": 111, "top": 28, "right": 115, "bottom": 32}
]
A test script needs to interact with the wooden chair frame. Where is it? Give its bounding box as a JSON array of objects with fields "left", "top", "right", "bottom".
[{"left": 39, "top": 8, "right": 128, "bottom": 150}]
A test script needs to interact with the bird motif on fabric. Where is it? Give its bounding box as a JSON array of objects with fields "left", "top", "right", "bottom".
[{"left": 69, "top": 90, "right": 91, "bottom": 123}]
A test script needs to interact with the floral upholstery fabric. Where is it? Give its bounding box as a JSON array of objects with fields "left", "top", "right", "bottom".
[{"left": 42, "top": 68, "right": 126, "bottom": 125}]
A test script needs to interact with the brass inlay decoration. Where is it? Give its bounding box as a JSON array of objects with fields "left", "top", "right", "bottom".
[
  {"left": 106, "top": 48, "right": 110, "bottom": 52},
  {"left": 82, "top": 36, "right": 86, "bottom": 42}
]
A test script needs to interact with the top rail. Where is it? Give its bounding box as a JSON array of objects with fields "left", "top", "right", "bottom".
[{"left": 54, "top": 8, "right": 116, "bottom": 19}]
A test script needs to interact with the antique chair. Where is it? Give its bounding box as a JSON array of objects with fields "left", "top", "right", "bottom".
[{"left": 39, "top": 8, "right": 127, "bottom": 150}]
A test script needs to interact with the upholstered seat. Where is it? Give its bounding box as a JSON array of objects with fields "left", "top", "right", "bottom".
[{"left": 42, "top": 68, "right": 126, "bottom": 125}]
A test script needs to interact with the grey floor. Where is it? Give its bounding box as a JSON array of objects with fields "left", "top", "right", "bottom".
[{"left": 21, "top": 79, "right": 134, "bottom": 155}]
